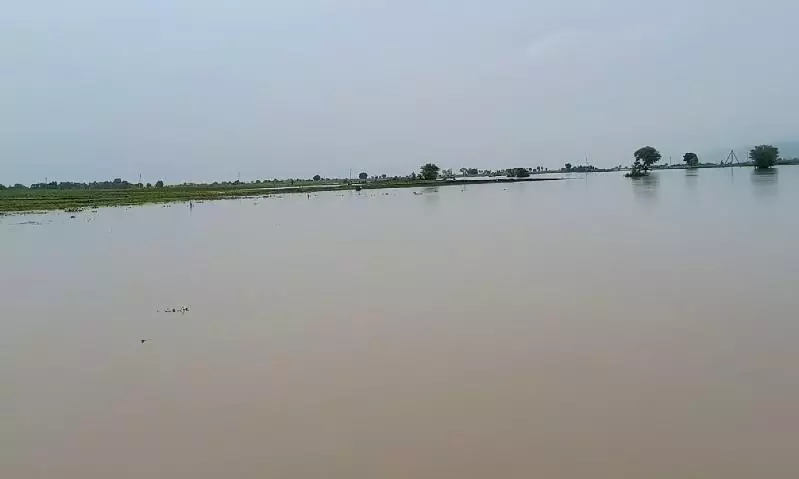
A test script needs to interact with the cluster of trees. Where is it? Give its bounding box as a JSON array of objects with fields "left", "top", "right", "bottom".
[
  {"left": 628, "top": 144, "right": 781, "bottom": 178},
  {"left": 563, "top": 163, "right": 598, "bottom": 173},
  {"left": 506, "top": 168, "right": 531, "bottom": 178},
  {"left": 341, "top": 165, "right": 552, "bottom": 182},
  {"left": 420, "top": 163, "right": 440, "bottom": 180},
  {"left": 750, "top": 145, "right": 779, "bottom": 169}
]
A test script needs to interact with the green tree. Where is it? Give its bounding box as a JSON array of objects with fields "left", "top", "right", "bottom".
[
  {"left": 631, "top": 146, "right": 661, "bottom": 176},
  {"left": 420, "top": 163, "right": 440, "bottom": 180},
  {"left": 358, "top": 172, "right": 368, "bottom": 180},
  {"left": 146, "top": 183, "right": 152, "bottom": 188},
  {"left": 313, "top": 174, "right": 322, "bottom": 181},
  {"left": 508, "top": 168, "right": 530, "bottom": 178},
  {"left": 565, "top": 163, "right": 573, "bottom": 171},
  {"left": 749, "top": 145, "right": 779, "bottom": 169},
  {"left": 683, "top": 152, "right": 699, "bottom": 167},
  {"left": 155, "top": 180, "right": 164, "bottom": 188}
]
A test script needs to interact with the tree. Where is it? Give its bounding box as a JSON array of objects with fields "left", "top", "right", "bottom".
[
  {"left": 155, "top": 180, "right": 164, "bottom": 188},
  {"left": 683, "top": 152, "right": 699, "bottom": 168},
  {"left": 631, "top": 146, "right": 661, "bottom": 176},
  {"left": 420, "top": 163, "right": 440, "bottom": 180},
  {"left": 358, "top": 172, "right": 368, "bottom": 180},
  {"left": 749, "top": 145, "right": 779, "bottom": 169},
  {"left": 313, "top": 174, "right": 321, "bottom": 181},
  {"left": 565, "top": 163, "right": 573, "bottom": 171},
  {"left": 146, "top": 183, "right": 152, "bottom": 188},
  {"left": 0, "top": 184, "right": 6, "bottom": 190}
]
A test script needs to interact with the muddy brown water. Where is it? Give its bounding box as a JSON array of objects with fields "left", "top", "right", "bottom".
[{"left": 2, "top": 168, "right": 798, "bottom": 478}]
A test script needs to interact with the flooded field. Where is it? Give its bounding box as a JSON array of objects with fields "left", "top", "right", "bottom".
[{"left": 2, "top": 167, "right": 799, "bottom": 478}]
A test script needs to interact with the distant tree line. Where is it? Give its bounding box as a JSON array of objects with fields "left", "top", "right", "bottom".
[
  {"left": 5, "top": 145, "right": 791, "bottom": 192},
  {"left": 8, "top": 178, "right": 167, "bottom": 190}
]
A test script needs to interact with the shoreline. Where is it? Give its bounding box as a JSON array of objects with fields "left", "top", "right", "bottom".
[{"left": 0, "top": 176, "right": 563, "bottom": 215}]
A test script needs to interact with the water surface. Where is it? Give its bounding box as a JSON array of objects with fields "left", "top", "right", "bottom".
[{"left": 2, "top": 167, "right": 798, "bottom": 478}]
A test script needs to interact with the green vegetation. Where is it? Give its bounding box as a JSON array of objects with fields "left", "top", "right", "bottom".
[
  {"left": 750, "top": 145, "right": 779, "bottom": 169},
  {"left": 1, "top": 169, "right": 563, "bottom": 214},
  {"left": 627, "top": 146, "right": 661, "bottom": 177},
  {"left": 358, "top": 172, "right": 368, "bottom": 180},
  {"left": 507, "top": 168, "right": 531, "bottom": 178},
  {"left": 420, "top": 163, "right": 440, "bottom": 180},
  {"left": 565, "top": 163, "right": 572, "bottom": 171},
  {"left": 683, "top": 152, "right": 699, "bottom": 168}
]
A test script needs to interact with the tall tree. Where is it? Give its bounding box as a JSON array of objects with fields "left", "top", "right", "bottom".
[
  {"left": 420, "top": 163, "right": 440, "bottom": 180},
  {"left": 749, "top": 145, "right": 779, "bottom": 169},
  {"left": 683, "top": 152, "right": 699, "bottom": 167},
  {"left": 358, "top": 172, "right": 368, "bottom": 180},
  {"left": 313, "top": 174, "right": 322, "bottom": 181},
  {"left": 565, "top": 163, "right": 572, "bottom": 171},
  {"left": 155, "top": 180, "right": 164, "bottom": 188}
]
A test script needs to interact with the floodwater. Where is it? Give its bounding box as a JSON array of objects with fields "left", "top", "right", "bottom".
[{"left": 2, "top": 167, "right": 798, "bottom": 478}]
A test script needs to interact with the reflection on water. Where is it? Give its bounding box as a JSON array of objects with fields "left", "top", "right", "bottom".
[
  {"left": 630, "top": 172, "right": 659, "bottom": 202},
  {"left": 3, "top": 168, "right": 799, "bottom": 478},
  {"left": 751, "top": 168, "right": 778, "bottom": 197},
  {"left": 684, "top": 168, "right": 699, "bottom": 191}
]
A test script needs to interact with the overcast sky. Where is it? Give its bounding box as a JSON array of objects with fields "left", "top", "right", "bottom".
[{"left": 3, "top": 0, "right": 799, "bottom": 184}]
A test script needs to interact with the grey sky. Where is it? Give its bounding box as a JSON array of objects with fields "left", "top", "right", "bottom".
[{"left": 3, "top": 0, "right": 798, "bottom": 183}]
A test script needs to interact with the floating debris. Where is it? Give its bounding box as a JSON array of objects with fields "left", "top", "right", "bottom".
[
  {"left": 140, "top": 339, "right": 151, "bottom": 344},
  {"left": 161, "top": 306, "right": 190, "bottom": 314},
  {"left": 69, "top": 215, "right": 76, "bottom": 219}
]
